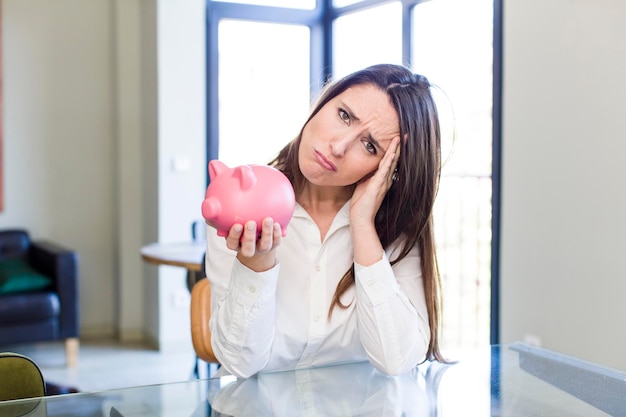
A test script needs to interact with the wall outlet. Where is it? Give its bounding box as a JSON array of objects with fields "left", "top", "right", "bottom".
[
  {"left": 523, "top": 334, "right": 542, "bottom": 347},
  {"left": 171, "top": 289, "right": 190, "bottom": 309}
]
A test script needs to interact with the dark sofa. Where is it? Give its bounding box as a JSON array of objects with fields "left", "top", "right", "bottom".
[{"left": 0, "top": 229, "right": 80, "bottom": 366}]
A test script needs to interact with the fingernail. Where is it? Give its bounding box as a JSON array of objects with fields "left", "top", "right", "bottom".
[
  {"left": 247, "top": 222, "right": 256, "bottom": 231},
  {"left": 264, "top": 218, "right": 273, "bottom": 227},
  {"left": 233, "top": 224, "right": 243, "bottom": 233}
]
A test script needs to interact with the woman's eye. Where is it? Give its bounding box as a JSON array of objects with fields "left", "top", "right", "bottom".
[
  {"left": 363, "top": 140, "right": 377, "bottom": 155},
  {"left": 339, "top": 109, "right": 350, "bottom": 124}
]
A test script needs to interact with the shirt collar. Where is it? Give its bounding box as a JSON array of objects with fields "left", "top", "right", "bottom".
[{"left": 293, "top": 201, "right": 351, "bottom": 229}]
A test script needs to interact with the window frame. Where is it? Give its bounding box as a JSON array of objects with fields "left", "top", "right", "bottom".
[{"left": 204, "top": 0, "right": 503, "bottom": 345}]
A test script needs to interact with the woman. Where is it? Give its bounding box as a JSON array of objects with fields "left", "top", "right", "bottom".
[{"left": 205, "top": 63, "right": 444, "bottom": 378}]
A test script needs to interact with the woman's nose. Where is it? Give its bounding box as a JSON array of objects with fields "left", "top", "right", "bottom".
[{"left": 329, "top": 135, "right": 351, "bottom": 157}]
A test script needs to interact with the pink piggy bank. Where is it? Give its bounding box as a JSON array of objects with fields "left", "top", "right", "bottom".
[{"left": 201, "top": 160, "right": 296, "bottom": 237}]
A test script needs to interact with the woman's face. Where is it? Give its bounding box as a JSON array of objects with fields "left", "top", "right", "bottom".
[{"left": 298, "top": 83, "right": 400, "bottom": 188}]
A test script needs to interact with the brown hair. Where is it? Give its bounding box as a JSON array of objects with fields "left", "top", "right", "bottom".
[{"left": 270, "top": 64, "right": 444, "bottom": 362}]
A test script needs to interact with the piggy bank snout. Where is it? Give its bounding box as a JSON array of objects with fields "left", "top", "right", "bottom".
[{"left": 201, "top": 196, "right": 222, "bottom": 221}]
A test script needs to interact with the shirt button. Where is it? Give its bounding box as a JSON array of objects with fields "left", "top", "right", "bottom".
[
  {"left": 315, "top": 265, "right": 320, "bottom": 272},
  {"left": 249, "top": 286, "right": 256, "bottom": 293}
]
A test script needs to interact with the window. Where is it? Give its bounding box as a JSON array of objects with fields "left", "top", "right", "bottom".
[
  {"left": 212, "top": 0, "right": 315, "bottom": 8},
  {"left": 206, "top": 0, "right": 499, "bottom": 351},
  {"left": 332, "top": 0, "right": 361, "bottom": 7},
  {"left": 412, "top": 0, "right": 495, "bottom": 349},
  {"left": 217, "top": 20, "right": 310, "bottom": 165},
  {"left": 333, "top": 2, "right": 403, "bottom": 77}
]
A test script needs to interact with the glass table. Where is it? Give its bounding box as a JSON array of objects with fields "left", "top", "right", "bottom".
[{"left": 2, "top": 342, "right": 625, "bottom": 416}]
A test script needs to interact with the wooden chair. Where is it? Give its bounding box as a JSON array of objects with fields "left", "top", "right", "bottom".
[{"left": 190, "top": 278, "right": 218, "bottom": 364}]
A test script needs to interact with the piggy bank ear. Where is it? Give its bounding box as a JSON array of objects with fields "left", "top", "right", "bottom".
[
  {"left": 209, "top": 160, "right": 229, "bottom": 180},
  {"left": 233, "top": 165, "right": 257, "bottom": 191}
]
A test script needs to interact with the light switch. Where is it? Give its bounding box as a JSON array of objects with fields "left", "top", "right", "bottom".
[{"left": 172, "top": 157, "right": 191, "bottom": 172}]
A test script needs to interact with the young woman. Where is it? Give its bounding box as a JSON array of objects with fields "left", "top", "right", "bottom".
[{"left": 205, "top": 63, "right": 444, "bottom": 378}]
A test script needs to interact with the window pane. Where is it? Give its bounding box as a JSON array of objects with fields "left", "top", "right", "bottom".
[
  {"left": 218, "top": 20, "right": 311, "bottom": 166},
  {"left": 412, "top": 0, "right": 494, "bottom": 350},
  {"left": 211, "top": 0, "right": 315, "bottom": 9},
  {"left": 333, "top": 2, "right": 402, "bottom": 78},
  {"left": 412, "top": 0, "right": 493, "bottom": 176},
  {"left": 332, "top": 0, "right": 361, "bottom": 7}
]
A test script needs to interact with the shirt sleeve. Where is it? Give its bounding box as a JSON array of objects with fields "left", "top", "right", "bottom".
[
  {"left": 354, "top": 243, "right": 430, "bottom": 375},
  {"left": 205, "top": 231, "right": 279, "bottom": 378}
]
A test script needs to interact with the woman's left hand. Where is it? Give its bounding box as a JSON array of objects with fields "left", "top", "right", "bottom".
[{"left": 349, "top": 136, "right": 401, "bottom": 229}]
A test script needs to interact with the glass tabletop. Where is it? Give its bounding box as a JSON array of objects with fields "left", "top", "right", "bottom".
[{"left": 2, "top": 342, "right": 625, "bottom": 416}]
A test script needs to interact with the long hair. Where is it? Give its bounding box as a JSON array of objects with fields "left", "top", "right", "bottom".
[{"left": 270, "top": 64, "right": 444, "bottom": 362}]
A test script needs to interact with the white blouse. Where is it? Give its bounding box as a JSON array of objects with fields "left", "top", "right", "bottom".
[{"left": 205, "top": 201, "right": 430, "bottom": 378}]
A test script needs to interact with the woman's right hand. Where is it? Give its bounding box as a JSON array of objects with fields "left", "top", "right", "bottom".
[{"left": 226, "top": 217, "right": 282, "bottom": 272}]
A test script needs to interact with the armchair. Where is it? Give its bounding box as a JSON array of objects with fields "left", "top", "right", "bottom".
[{"left": 0, "top": 229, "right": 79, "bottom": 367}]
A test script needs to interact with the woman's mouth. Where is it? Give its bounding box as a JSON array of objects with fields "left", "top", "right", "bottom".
[{"left": 314, "top": 150, "right": 337, "bottom": 171}]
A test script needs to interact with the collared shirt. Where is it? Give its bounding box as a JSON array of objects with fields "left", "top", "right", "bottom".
[{"left": 206, "top": 202, "right": 430, "bottom": 378}]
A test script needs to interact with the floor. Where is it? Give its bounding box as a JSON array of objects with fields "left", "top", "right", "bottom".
[{"left": 4, "top": 338, "right": 208, "bottom": 394}]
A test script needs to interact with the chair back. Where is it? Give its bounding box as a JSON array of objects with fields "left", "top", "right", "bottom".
[
  {"left": 0, "top": 230, "right": 30, "bottom": 260},
  {"left": 0, "top": 352, "right": 46, "bottom": 416},
  {"left": 190, "top": 278, "right": 219, "bottom": 363}
]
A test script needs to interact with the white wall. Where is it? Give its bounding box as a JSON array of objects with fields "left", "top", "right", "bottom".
[
  {"left": 2, "top": 0, "right": 117, "bottom": 336},
  {"left": 153, "top": 0, "right": 206, "bottom": 350},
  {"left": 501, "top": 0, "right": 626, "bottom": 370},
  {"left": 1, "top": 0, "right": 206, "bottom": 350}
]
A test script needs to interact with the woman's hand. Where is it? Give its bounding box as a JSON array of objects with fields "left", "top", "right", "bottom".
[
  {"left": 349, "top": 136, "right": 401, "bottom": 229},
  {"left": 225, "top": 217, "right": 282, "bottom": 272}
]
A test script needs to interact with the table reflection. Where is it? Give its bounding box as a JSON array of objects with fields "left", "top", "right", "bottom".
[
  {"left": 206, "top": 360, "right": 451, "bottom": 417},
  {"left": 4, "top": 344, "right": 626, "bottom": 416}
]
